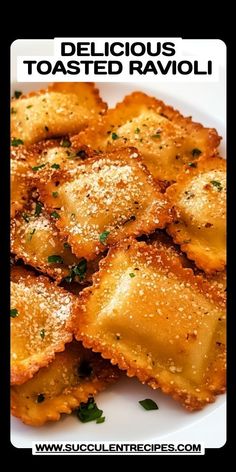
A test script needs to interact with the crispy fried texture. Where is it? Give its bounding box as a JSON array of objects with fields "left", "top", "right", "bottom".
[
  {"left": 75, "top": 239, "right": 226, "bottom": 411},
  {"left": 11, "top": 206, "right": 80, "bottom": 283},
  {"left": 11, "top": 159, "right": 31, "bottom": 218},
  {"left": 166, "top": 157, "right": 226, "bottom": 273},
  {"left": 11, "top": 83, "right": 107, "bottom": 146},
  {"left": 11, "top": 267, "right": 78, "bottom": 385},
  {"left": 11, "top": 340, "right": 119, "bottom": 426},
  {"left": 148, "top": 231, "right": 227, "bottom": 296},
  {"left": 77, "top": 92, "right": 221, "bottom": 183},
  {"left": 36, "top": 147, "right": 172, "bottom": 260}
]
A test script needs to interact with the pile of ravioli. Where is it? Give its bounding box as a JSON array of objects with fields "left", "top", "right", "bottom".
[{"left": 10, "top": 83, "right": 226, "bottom": 426}]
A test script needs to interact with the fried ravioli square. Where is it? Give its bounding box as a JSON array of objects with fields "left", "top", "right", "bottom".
[
  {"left": 11, "top": 341, "right": 119, "bottom": 426},
  {"left": 77, "top": 92, "right": 221, "bottom": 183},
  {"left": 75, "top": 239, "right": 226, "bottom": 411},
  {"left": 166, "top": 157, "right": 226, "bottom": 273},
  {"left": 36, "top": 147, "right": 172, "bottom": 260},
  {"left": 11, "top": 267, "right": 78, "bottom": 385},
  {"left": 11, "top": 82, "right": 107, "bottom": 146}
]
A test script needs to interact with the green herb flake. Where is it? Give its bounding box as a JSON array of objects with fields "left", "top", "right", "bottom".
[
  {"left": 37, "top": 393, "right": 45, "bottom": 403},
  {"left": 14, "top": 90, "right": 22, "bottom": 99},
  {"left": 51, "top": 163, "right": 60, "bottom": 169},
  {"left": 27, "top": 228, "right": 36, "bottom": 241},
  {"left": 63, "top": 242, "right": 71, "bottom": 249},
  {"left": 51, "top": 211, "right": 60, "bottom": 219},
  {"left": 11, "top": 107, "right": 17, "bottom": 114},
  {"left": 99, "top": 230, "right": 110, "bottom": 245},
  {"left": 40, "top": 329, "right": 45, "bottom": 339},
  {"left": 52, "top": 191, "right": 58, "bottom": 198},
  {"left": 45, "top": 126, "right": 49, "bottom": 132},
  {"left": 139, "top": 399, "right": 159, "bottom": 411},
  {"left": 72, "top": 259, "right": 87, "bottom": 279},
  {"left": 47, "top": 255, "right": 64, "bottom": 264},
  {"left": 31, "top": 164, "right": 46, "bottom": 172},
  {"left": 35, "top": 201, "right": 43, "bottom": 216},
  {"left": 96, "top": 417, "right": 105, "bottom": 424},
  {"left": 191, "top": 148, "right": 202, "bottom": 157},
  {"left": 64, "top": 258, "right": 87, "bottom": 283},
  {"left": 26, "top": 105, "right": 32, "bottom": 109},
  {"left": 22, "top": 213, "right": 30, "bottom": 223},
  {"left": 151, "top": 133, "right": 161, "bottom": 139},
  {"left": 61, "top": 139, "right": 71, "bottom": 148},
  {"left": 11, "top": 138, "right": 24, "bottom": 146},
  {"left": 111, "top": 132, "right": 119, "bottom": 140},
  {"left": 188, "top": 162, "right": 197, "bottom": 168},
  {"left": 76, "top": 398, "right": 103, "bottom": 423},
  {"left": 129, "top": 273, "right": 135, "bottom": 278},
  {"left": 135, "top": 127, "right": 140, "bottom": 134},
  {"left": 210, "top": 180, "right": 223, "bottom": 191},
  {"left": 10, "top": 309, "right": 18, "bottom": 318}
]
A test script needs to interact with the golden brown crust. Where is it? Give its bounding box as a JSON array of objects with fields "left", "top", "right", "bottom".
[
  {"left": 11, "top": 82, "right": 107, "bottom": 146},
  {"left": 166, "top": 157, "right": 226, "bottom": 273},
  {"left": 77, "top": 91, "right": 221, "bottom": 183},
  {"left": 11, "top": 206, "right": 81, "bottom": 283},
  {"left": 35, "top": 147, "right": 173, "bottom": 260},
  {"left": 75, "top": 239, "right": 226, "bottom": 411},
  {"left": 11, "top": 340, "right": 119, "bottom": 426},
  {"left": 11, "top": 266, "right": 78, "bottom": 385}
]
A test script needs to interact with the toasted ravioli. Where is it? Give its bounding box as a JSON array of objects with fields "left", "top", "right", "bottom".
[
  {"left": 11, "top": 341, "right": 119, "bottom": 426},
  {"left": 11, "top": 83, "right": 107, "bottom": 146},
  {"left": 11, "top": 267, "right": 77, "bottom": 385},
  {"left": 11, "top": 158, "right": 31, "bottom": 218},
  {"left": 37, "top": 148, "right": 172, "bottom": 260},
  {"left": 166, "top": 157, "right": 226, "bottom": 273},
  {"left": 77, "top": 92, "right": 221, "bottom": 183},
  {"left": 75, "top": 239, "right": 226, "bottom": 411},
  {"left": 11, "top": 207, "right": 82, "bottom": 283}
]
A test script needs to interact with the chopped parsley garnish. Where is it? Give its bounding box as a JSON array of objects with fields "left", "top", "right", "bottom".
[
  {"left": 44, "top": 126, "right": 49, "bottom": 132},
  {"left": 51, "top": 163, "right": 60, "bottom": 169},
  {"left": 64, "top": 259, "right": 87, "bottom": 283},
  {"left": 76, "top": 398, "right": 103, "bottom": 423},
  {"left": 11, "top": 138, "right": 24, "bottom": 146},
  {"left": 11, "top": 107, "right": 17, "bottom": 114},
  {"left": 139, "top": 399, "right": 159, "bottom": 411},
  {"left": 129, "top": 273, "right": 135, "bottom": 278},
  {"left": 31, "top": 163, "right": 46, "bottom": 172},
  {"left": 52, "top": 191, "right": 58, "bottom": 198},
  {"left": 47, "top": 255, "right": 64, "bottom": 264},
  {"left": 61, "top": 139, "right": 71, "bottom": 147},
  {"left": 40, "top": 329, "right": 45, "bottom": 339},
  {"left": 210, "top": 180, "right": 223, "bottom": 191},
  {"left": 99, "top": 230, "right": 110, "bottom": 245},
  {"left": 96, "top": 417, "right": 105, "bottom": 424},
  {"left": 135, "top": 127, "right": 140, "bottom": 134},
  {"left": 22, "top": 213, "right": 30, "bottom": 223},
  {"left": 191, "top": 148, "right": 202, "bottom": 157},
  {"left": 151, "top": 133, "right": 161, "bottom": 139},
  {"left": 111, "top": 132, "right": 119, "bottom": 140},
  {"left": 188, "top": 162, "right": 197, "bottom": 168},
  {"left": 27, "top": 228, "right": 36, "bottom": 241},
  {"left": 37, "top": 393, "right": 45, "bottom": 403},
  {"left": 63, "top": 242, "right": 71, "bottom": 249},
  {"left": 14, "top": 90, "right": 22, "bottom": 99},
  {"left": 51, "top": 211, "right": 60, "bottom": 219},
  {"left": 78, "top": 361, "right": 93, "bottom": 378},
  {"left": 35, "top": 201, "right": 43, "bottom": 216},
  {"left": 10, "top": 309, "right": 18, "bottom": 318},
  {"left": 26, "top": 105, "right": 32, "bottom": 109}
]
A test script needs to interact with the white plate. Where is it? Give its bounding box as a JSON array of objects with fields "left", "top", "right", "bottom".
[{"left": 10, "top": 79, "right": 226, "bottom": 450}]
